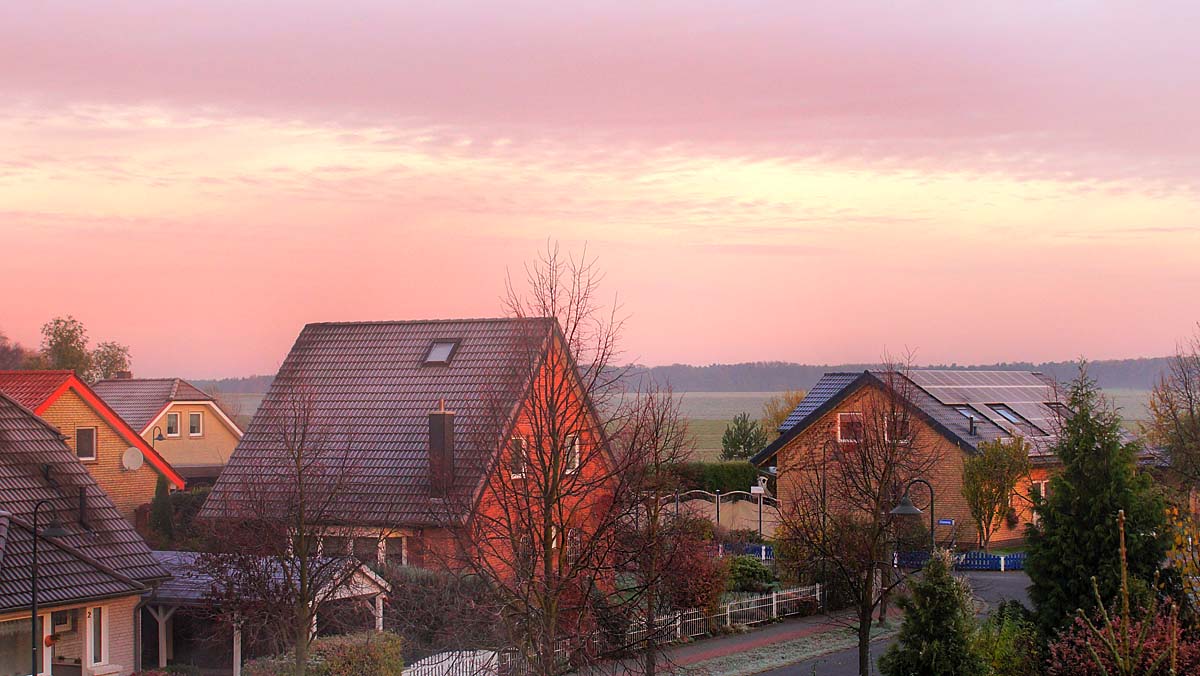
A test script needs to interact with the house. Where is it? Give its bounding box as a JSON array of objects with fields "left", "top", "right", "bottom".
[
  {"left": 92, "top": 375, "right": 243, "bottom": 485},
  {"left": 199, "top": 317, "right": 609, "bottom": 572},
  {"left": 0, "top": 390, "right": 171, "bottom": 676},
  {"left": 0, "top": 370, "right": 186, "bottom": 524},
  {"left": 752, "top": 369, "right": 1070, "bottom": 549}
]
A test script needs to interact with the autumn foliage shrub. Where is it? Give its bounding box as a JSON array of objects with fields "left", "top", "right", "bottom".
[{"left": 1047, "top": 613, "right": 1200, "bottom": 676}]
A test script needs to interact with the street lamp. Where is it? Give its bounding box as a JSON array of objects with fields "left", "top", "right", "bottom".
[
  {"left": 890, "top": 478, "right": 935, "bottom": 553},
  {"left": 32, "top": 499, "right": 70, "bottom": 676},
  {"left": 151, "top": 426, "right": 165, "bottom": 447}
]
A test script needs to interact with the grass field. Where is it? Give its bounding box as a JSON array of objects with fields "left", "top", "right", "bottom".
[{"left": 213, "top": 389, "right": 1154, "bottom": 461}]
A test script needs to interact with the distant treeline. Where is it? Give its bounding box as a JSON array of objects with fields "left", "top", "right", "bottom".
[{"left": 193, "top": 356, "right": 1170, "bottom": 394}]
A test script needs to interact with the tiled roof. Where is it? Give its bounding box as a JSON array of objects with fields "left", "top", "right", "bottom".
[
  {"left": 754, "top": 369, "right": 1064, "bottom": 466},
  {"left": 0, "top": 511, "right": 146, "bottom": 614},
  {"left": 0, "top": 370, "right": 73, "bottom": 410},
  {"left": 202, "top": 318, "right": 557, "bottom": 528},
  {"left": 92, "top": 377, "right": 214, "bottom": 431},
  {"left": 0, "top": 391, "right": 169, "bottom": 588},
  {"left": 778, "top": 373, "right": 862, "bottom": 432}
]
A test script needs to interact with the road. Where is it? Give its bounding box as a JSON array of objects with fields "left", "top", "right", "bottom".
[{"left": 755, "top": 571, "right": 1031, "bottom": 676}]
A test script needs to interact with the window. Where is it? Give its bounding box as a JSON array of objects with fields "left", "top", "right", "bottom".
[
  {"left": 1030, "top": 480, "right": 1051, "bottom": 525},
  {"left": 1046, "top": 402, "right": 1072, "bottom": 418},
  {"left": 89, "top": 606, "right": 106, "bottom": 666},
  {"left": 353, "top": 537, "right": 380, "bottom": 566},
  {"left": 565, "top": 435, "right": 580, "bottom": 471},
  {"left": 837, "top": 413, "right": 863, "bottom": 443},
  {"left": 885, "top": 415, "right": 911, "bottom": 443},
  {"left": 188, "top": 411, "right": 203, "bottom": 436},
  {"left": 385, "top": 537, "right": 407, "bottom": 566},
  {"left": 322, "top": 536, "right": 350, "bottom": 556},
  {"left": 954, "top": 406, "right": 978, "bottom": 420},
  {"left": 166, "top": 412, "right": 180, "bottom": 437},
  {"left": 424, "top": 340, "right": 458, "bottom": 365},
  {"left": 76, "top": 426, "right": 97, "bottom": 460},
  {"left": 510, "top": 437, "right": 528, "bottom": 477},
  {"left": 989, "top": 404, "right": 1024, "bottom": 425},
  {"left": 0, "top": 616, "right": 47, "bottom": 675}
]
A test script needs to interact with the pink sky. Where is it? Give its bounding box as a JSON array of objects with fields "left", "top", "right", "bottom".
[{"left": 2, "top": 2, "right": 1198, "bottom": 378}]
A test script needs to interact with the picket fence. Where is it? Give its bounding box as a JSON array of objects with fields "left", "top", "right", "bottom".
[
  {"left": 402, "top": 584, "right": 822, "bottom": 676},
  {"left": 894, "top": 550, "right": 1027, "bottom": 572}
]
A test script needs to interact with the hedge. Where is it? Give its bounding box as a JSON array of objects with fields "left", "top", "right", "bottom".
[
  {"left": 243, "top": 631, "right": 404, "bottom": 676},
  {"left": 672, "top": 461, "right": 761, "bottom": 495}
]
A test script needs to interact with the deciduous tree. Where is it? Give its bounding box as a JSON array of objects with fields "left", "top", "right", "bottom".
[
  {"left": 1147, "top": 325, "right": 1200, "bottom": 490},
  {"left": 760, "top": 389, "right": 807, "bottom": 437},
  {"left": 40, "top": 315, "right": 92, "bottom": 376},
  {"left": 962, "top": 436, "right": 1031, "bottom": 553},
  {"left": 89, "top": 340, "right": 131, "bottom": 382}
]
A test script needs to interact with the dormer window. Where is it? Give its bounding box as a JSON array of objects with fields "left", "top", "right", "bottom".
[{"left": 424, "top": 340, "right": 459, "bottom": 365}]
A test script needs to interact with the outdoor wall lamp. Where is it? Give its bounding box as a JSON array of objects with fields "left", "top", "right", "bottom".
[{"left": 890, "top": 478, "right": 935, "bottom": 553}]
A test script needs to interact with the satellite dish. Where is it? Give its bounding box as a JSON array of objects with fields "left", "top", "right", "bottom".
[{"left": 121, "top": 447, "right": 144, "bottom": 471}]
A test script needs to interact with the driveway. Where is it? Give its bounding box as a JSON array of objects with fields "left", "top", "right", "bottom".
[{"left": 753, "top": 571, "right": 1030, "bottom": 676}]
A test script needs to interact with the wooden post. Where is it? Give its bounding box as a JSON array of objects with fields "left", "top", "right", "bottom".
[
  {"left": 232, "top": 624, "right": 243, "bottom": 676},
  {"left": 148, "top": 605, "right": 176, "bottom": 669},
  {"left": 771, "top": 590, "right": 778, "bottom": 619},
  {"left": 374, "top": 595, "right": 385, "bottom": 631}
]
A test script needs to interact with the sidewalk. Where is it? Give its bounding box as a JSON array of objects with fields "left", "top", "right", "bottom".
[{"left": 668, "top": 611, "right": 852, "bottom": 667}]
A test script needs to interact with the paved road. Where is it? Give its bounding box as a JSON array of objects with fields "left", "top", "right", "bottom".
[{"left": 756, "top": 571, "right": 1030, "bottom": 676}]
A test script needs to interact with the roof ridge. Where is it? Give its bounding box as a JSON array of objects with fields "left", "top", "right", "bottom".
[
  {"left": 0, "top": 369, "right": 75, "bottom": 376},
  {"left": 304, "top": 316, "right": 554, "bottom": 328}
]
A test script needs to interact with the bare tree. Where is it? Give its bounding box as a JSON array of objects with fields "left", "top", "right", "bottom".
[
  {"left": 1147, "top": 325, "right": 1200, "bottom": 494},
  {"left": 199, "top": 379, "right": 361, "bottom": 675},
  {"left": 775, "top": 362, "right": 942, "bottom": 676}
]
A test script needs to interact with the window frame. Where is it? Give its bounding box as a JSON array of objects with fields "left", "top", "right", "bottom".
[
  {"left": 75, "top": 426, "right": 98, "bottom": 461},
  {"left": 836, "top": 412, "right": 864, "bottom": 443},
  {"left": 884, "top": 414, "right": 912, "bottom": 444},
  {"left": 188, "top": 411, "right": 204, "bottom": 437},
  {"left": 565, "top": 434, "right": 581, "bottom": 472},
  {"left": 423, "top": 339, "right": 460, "bottom": 366},
  {"left": 165, "top": 412, "right": 181, "bottom": 437},
  {"left": 509, "top": 436, "right": 528, "bottom": 478},
  {"left": 87, "top": 605, "right": 108, "bottom": 667}
]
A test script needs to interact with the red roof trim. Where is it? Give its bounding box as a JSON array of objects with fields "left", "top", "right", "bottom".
[{"left": 46, "top": 375, "right": 187, "bottom": 490}]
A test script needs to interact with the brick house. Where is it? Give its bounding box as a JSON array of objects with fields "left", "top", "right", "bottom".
[
  {"left": 199, "top": 318, "right": 610, "bottom": 573},
  {"left": 92, "top": 376, "right": 243, "bottom": 485},
  {"left": 752, "top": 370, "right": 1071, "bottom": 549},
  {"left": 0, "top": 390, "right": 171, "bottom": 676},
  {"left": 0, "top": 371, "right": 186, "bottom": 524}
]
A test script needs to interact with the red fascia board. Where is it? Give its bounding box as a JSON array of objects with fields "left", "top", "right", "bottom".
[{"left": 42, "top": 375, "right": 187, "bottom": 490}]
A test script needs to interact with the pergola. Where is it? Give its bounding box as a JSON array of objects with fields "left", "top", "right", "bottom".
[{"left": 145, "top": 550, "right": 391, "bottom": 676}]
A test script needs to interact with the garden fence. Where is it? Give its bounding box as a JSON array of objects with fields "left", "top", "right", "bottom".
[{"left": 894, "top": 550, "right": 1026, "bottom": 572}]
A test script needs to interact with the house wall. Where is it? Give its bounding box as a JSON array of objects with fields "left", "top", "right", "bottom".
[
  {"left": 143, "top": 403, "right": 241, "bottom": 470},
  {"left": 40, "top": 390, "right": 163, "bottom": 524},
  {"left": 0, "top": 594, "right": 141, "bottom": 676},
  {"left": 773, "top": 383, "right": 1063, "bottom": 550}
]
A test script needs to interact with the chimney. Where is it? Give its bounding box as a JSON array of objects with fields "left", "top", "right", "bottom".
[
  {"left": 113, "top": 371, "right": 133, "bottom": 380},
  {"left": 968, "top": 415, "right": 977, "bottom": 436},
  {"left": 429, "top": 399, "right": 455, "bottom": 498}
]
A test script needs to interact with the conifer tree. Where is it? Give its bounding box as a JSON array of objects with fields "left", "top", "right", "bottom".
[
  {"left": 720, "top": 412, "right": 768, "bottom": 460},
  {"left": 1026, "top": 366, "right": 1168, "bottom": 635},
  {"left": 150, "top": 474, "right": 174, "bottom": 543},
  {"left": 879, "top": 549, "right": 986, "bottom": 676}
]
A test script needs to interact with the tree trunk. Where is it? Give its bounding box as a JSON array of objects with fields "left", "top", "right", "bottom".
[
  {"left": 858, "top": 605, "right": 873, "bottom": 676},
  {"left": 293, "top": 606, "right": 309, "bottom": 676}
]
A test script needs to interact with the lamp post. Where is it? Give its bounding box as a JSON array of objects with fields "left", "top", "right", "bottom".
[
  {"left": 890, "top": 478, "right": 935, "bottom": 553},
  {"left": 151, "top": 426, "right": 165, "bottom": 447},
  {"left": 31, "top": 499, "right": 70, "bottom": 676}
]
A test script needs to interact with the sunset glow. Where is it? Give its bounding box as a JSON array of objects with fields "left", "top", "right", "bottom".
[{"left": 2, "top": 2, "right": 1198, "bottom": 376}]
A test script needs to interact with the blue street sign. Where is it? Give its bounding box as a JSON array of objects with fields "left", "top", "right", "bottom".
[{"left": 937, "top": 518, "right": 955, "bottom": 526}]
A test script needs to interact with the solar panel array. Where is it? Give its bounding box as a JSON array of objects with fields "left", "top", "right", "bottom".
[
  {"left": 907, "top": 370, "right": 1060, "bottom": 437},
  {"left": 778, "top": 372, "right": 863, "bottom": 432}
]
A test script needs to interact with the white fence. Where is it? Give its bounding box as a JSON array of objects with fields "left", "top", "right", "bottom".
[{"left": 403, "top": 584, "right": 822, "bottom": 676}]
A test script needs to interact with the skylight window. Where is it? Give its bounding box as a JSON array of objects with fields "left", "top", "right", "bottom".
[
  {"left": 954, "top": 406, "right": 977, "bottom": 420},
  {"left": 424, "top": 340, "right": 458, "bottom": 365},
  {"left": 989, "top": 404, "right": 1024, "bottom": 425}
]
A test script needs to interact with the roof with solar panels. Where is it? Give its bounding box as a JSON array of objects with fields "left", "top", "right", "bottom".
[{"left": 752, "top": 369, "right": 1074, "bottom": 466}]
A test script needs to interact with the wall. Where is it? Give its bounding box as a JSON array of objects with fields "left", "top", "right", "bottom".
[
  {"left": 144, "top": 402, "right": 241, "bottom": 469},
  {"left": 40, "top": 389, "right": 162, "bottom": 523},
  {"left": 0, "top": 594, "right": 141, "bottom": 676}
]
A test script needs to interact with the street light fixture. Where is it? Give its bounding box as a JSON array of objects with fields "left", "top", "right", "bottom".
[
  {"left": 890, "top": 478, "right": 935, "bottom": 553},
  {"left": 32, "top": 499, "right": 70, "bottom": 676},
  {"left": 151, "top": 425, "right": 165, "bottom": 446}
]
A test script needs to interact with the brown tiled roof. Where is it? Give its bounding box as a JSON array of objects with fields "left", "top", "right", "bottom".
[
  {"left": 0, "top": 511, "right": 146, "bottom": 614},
  {"left": 92, "top": 377, "right": 214, "bottom": 431},
  {"left": 0, "top": 391, "right": 169, "bottom": 587},
  {"left": 202, "top": 318, "right": 556, "bottom": 528},
  {"left": 0, "top": 370, "right": 73, "bottom": 410}
]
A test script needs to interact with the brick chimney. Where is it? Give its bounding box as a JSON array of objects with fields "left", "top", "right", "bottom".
[
  {"left": 429, "top": 399, "right": 455, "bottom": 498},
  {"left": 113, "top": 371, "right": 133, "bottom": 380}
]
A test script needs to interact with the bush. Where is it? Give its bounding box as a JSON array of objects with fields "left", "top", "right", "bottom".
[
  {"left": 381, "top": 566, "right": 501, "bottom": 660},
  {"left": 973, "top": 602, "right": 1041, "bottom": 676},
  {"left": 673, "top": 461, "right": 760, "bottom": 495},
  {"left": 1047, "top": 612, "right": 1200, "bottom": 676},
  {"left": 243, "top": 631, "right": 404, "bottom": 676},
  {"left": 727, "top": 555, "right": 775, "bottom": 593}
]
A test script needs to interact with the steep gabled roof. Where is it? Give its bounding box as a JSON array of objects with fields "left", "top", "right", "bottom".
[
  {"left": 0, "top": 370, "right": 186, "bottom": 489},
  {"left": 92, "top": 377, "right": 215, "bottom": 432},
  {"left": 0, "top": 391, "right": 169, "bottom": 587},
  {"left": 752, "top": 369, "right": 1057, "bottom": 466},
  {"left": 201, "top": 317, "right": 560, "bottom": 528},
  {"left": 0, "top": 511, "right": 146, "bottom": 614}
]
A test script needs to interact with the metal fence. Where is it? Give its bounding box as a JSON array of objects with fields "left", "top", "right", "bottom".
[
  {"left": 403, "top": 584, "right": 823, "bottom": 676},
  {"left": 894, "top": 550, "right": 1027, "bottom": 572}
]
